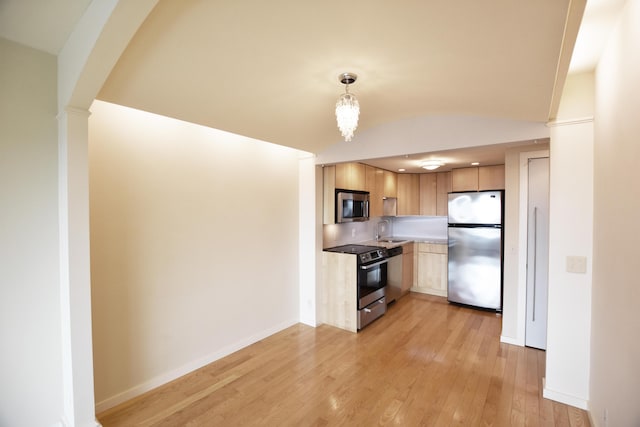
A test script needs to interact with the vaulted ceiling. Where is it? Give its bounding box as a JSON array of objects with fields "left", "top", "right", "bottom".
[
  {"left": 96, "top": 0, "right": 582, "bottom": 154},
  {"left": 2, "top": 0, "right": 593, "bottom": 155}
]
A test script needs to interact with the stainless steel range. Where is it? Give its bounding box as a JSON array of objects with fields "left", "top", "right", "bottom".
[{"left": 324, "top": 244, "right": 388, "bottom": 329}]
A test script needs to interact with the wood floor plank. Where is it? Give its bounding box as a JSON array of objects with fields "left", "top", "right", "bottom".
[
  {"left": 511, "top": 344, "right": 527, "bottom": 424},
  {"left": 537, "top": 349, "right": 556, "bottom": 426},
  {"left": 97, "top": 294, "right": 590, "bottom": 427}
]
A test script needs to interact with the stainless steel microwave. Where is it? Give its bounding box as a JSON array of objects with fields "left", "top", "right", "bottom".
[{"left": 336, "top": 190, "right": 370, "bottom": 223}]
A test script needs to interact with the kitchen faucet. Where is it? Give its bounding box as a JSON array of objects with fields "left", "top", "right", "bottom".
[{"left": 375, "top": 219, "right": 390, "bottom": 241}]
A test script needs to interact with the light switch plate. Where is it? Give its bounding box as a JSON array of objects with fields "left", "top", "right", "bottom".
[{"left": 566, "top": 256, "right": 587, "bottom": 274}]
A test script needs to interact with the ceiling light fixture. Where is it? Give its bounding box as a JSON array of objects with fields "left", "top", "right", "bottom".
[
  {"left": 421, "top": 160, "right": 445, "bottom": 171},
  {"left": 335, "top": 72, "right": 360, "bottom": 142}
]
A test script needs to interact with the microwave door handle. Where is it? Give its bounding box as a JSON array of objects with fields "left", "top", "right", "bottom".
[
  {"left": 360, "top": 259, "right": 389, "bottom": 270},
  {"left": 365, "top": 200, "right": 369, "bottom": 218}
]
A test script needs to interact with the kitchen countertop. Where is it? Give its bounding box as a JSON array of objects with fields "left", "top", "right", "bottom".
[{"left": 361, "top": 237, "right": 448, "bottom": 249}]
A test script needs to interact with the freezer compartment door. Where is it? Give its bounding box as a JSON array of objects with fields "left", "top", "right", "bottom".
[
  {"left": 448, "top": 191, "right": 502, "bottom": 225},
  {"left": 448, "top": 227, "right": 502, "bottom": 310}
]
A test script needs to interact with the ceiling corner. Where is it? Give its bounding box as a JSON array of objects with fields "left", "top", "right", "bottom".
[{"left": 548, "top": 0, "right": 588, "bottom": 122}]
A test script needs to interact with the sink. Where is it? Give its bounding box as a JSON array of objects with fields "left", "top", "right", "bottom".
[{"left": 379, "top": 239, "right": 407, "bottom": 243}]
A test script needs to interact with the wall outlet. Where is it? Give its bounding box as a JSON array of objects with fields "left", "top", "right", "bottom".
[
  {"left": 603, "top": 408, "right": 608, "bottom": 427},
  {"left": 566, "top": 256, "right": 587, "bottom": 274},
  {"left": 351, "top": 228, "right": 356, "bottom": 238}
]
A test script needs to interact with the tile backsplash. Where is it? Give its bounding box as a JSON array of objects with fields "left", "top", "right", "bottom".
[{"left": 323, "top": 216, "right": 447, "bottom": 248}]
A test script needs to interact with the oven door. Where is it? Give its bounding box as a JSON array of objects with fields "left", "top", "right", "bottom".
[{"left": 358, "top": 259, "right": 388, "bottom": 309}]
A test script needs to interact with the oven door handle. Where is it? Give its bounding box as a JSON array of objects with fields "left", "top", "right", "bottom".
[{"left": 360, "top": 259, "right": 389, "bottom": 270}]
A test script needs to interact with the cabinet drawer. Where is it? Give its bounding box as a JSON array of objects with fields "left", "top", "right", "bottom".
[
  {"left": 358, "top": 297, "right": 386, "bottom": 330},
  {"left": 418, "top": 243, "right": 447, "bottom": 254}
]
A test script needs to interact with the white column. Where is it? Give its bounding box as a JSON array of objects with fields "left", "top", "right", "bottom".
[{"left": 58, "top": 107, "right": 100, "bottom": 427}]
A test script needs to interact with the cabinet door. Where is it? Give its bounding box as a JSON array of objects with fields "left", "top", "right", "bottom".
[
  {"left": 397, "top": 174, "right": 420, "bottom": 215},
  {"left": 383, "top": 170, "right": 397, "bottom": 197},
  {"left": 323, "top": 165, "right": 336, "bottom": 224},
  {"left": 478, "top": 165, "right": 505, "bottom": 190},
  {"left": 436, "top": 172, "right": 451, "bottom": 216},
  {"left": 416, "top": 252, "right": 447, "bottom": 296},
  {"left": 452, "top": 167, "right": 479, "bottom": 192},
  {"left": 419, "top": 173, "right": 437, "bottom": 216},
  {"left": 414, "top": 243, "right": 448, "bottom": 297},
  {"left": 366, "top": 165, "right": 383, "bottom": 218},
  {"left": 401, "top": 243, "right": 414, "bottom": 295},
  {"left": 335, "top": 162, "right": 366, "bottom": 191}
]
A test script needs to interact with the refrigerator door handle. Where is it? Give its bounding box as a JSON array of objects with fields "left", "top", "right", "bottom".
[{"left": 532, "top": 206, "right": 538, "bottom": 322}]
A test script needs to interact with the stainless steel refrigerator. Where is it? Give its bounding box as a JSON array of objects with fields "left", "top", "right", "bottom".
[{"left": 447, "top": 191, "right": 503, "bottom": 311}]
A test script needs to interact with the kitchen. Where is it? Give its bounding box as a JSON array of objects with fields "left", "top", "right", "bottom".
[{"left": 320, "top": 158, "right": 510, "bottom": 332}]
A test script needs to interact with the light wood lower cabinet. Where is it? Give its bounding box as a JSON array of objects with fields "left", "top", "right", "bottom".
[
  {"left": 412, "top": 243, "right": 448, "bottom": 297},
  {"left": 321, "top": 252, "right": 358, "bottom": 332},
  {"left": 401, "top": 243, "right": 414, "bottom": 296}
]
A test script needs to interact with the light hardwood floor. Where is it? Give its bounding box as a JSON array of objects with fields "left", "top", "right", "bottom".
[{"left": 97, "top": 293, "right": 591, "bottom": 426}]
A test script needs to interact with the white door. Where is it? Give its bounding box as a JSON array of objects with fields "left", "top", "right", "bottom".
[{"left": 525, "top": 157, "right": 549, "bottom": 350}]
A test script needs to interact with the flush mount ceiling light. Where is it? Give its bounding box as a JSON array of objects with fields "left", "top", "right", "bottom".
[
  {"left": 421, "top": 160, "right": 445, "bottom": 170},
  {"left": 335, "top": 72, "right": 360, "bottom": 142}
]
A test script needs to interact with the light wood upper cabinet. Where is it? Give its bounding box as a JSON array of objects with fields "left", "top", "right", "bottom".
[
  {"left": 478, "top": 165, "right": 505, "bottom": 190},
  {"left": 324, "top": 162, "right": 367, "bottom": 224},
  {"left": 419, "top": 173, "right": 437, "bottom": 216},
  {"left": 452, "top": 165, "right": 504, "bottom": 192},
  {"left": 452, "top": 167, "right": 479, "bottom": 192},
  {"left": 436, "top": 172, "right": 452, "bottom": 216},
  {"left": 419, "top": 171, "right": 450, "bottom": 216},
  {"left": 383, "top": 170, "right": 397, "bottom": 197},
  {"left": 323, "top": 165, "right": 336, "bottom": 224},
  {"left": 335, "top": 162, "right": 365, "bottom": 191},
  {"left": 397, "top": 173, "right": 420, "bottom": 215},
  {"left": 366, "top": 165, "right": 383, "bottom": 218}
]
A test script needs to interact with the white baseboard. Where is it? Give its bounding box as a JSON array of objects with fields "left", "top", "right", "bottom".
[
  {"left": 410, "top": 287, "right": 447, "bottom": 297},
  {"left": 587, "top": 403, "right": 599, "bottom": 427},
  {"left": 95, "top": 318, "right": 299, "bottom": 413},
  {"left": 52, "top": 418, "right": 101, "bottom": 427},
  {"left": 543, "top": 383, "right": 589, "bottom": 410},
  {"left": 500, "top": 335, "right": 524, "bottom": 346},
  {"left": 300, "top": 319, "right": 319, "bottom": 327}
]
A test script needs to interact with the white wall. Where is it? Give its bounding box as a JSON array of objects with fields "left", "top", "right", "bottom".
[
  {"left": 89, "top": 100, "right": 302, "bottom": 410},
  {"left": 0, "top": 38, "right": 64, "bottom": 426},
  {"left": 544, "top": 120, "right": 593, "bottom": 409},
  {"left": 590, "top": 1, "right": 640, "bottom": 425},
  {"left": 316, "top": 115, "right": 550, "bottom": 165}
]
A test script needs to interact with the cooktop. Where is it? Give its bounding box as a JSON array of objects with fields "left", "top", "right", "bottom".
[{"left": 324, "top": 244, "right": 384, "bottom": 255}]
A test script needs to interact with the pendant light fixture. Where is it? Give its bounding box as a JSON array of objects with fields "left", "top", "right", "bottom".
[{"left": 335, "top": 72, "right": 360, "bottom": 142}]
